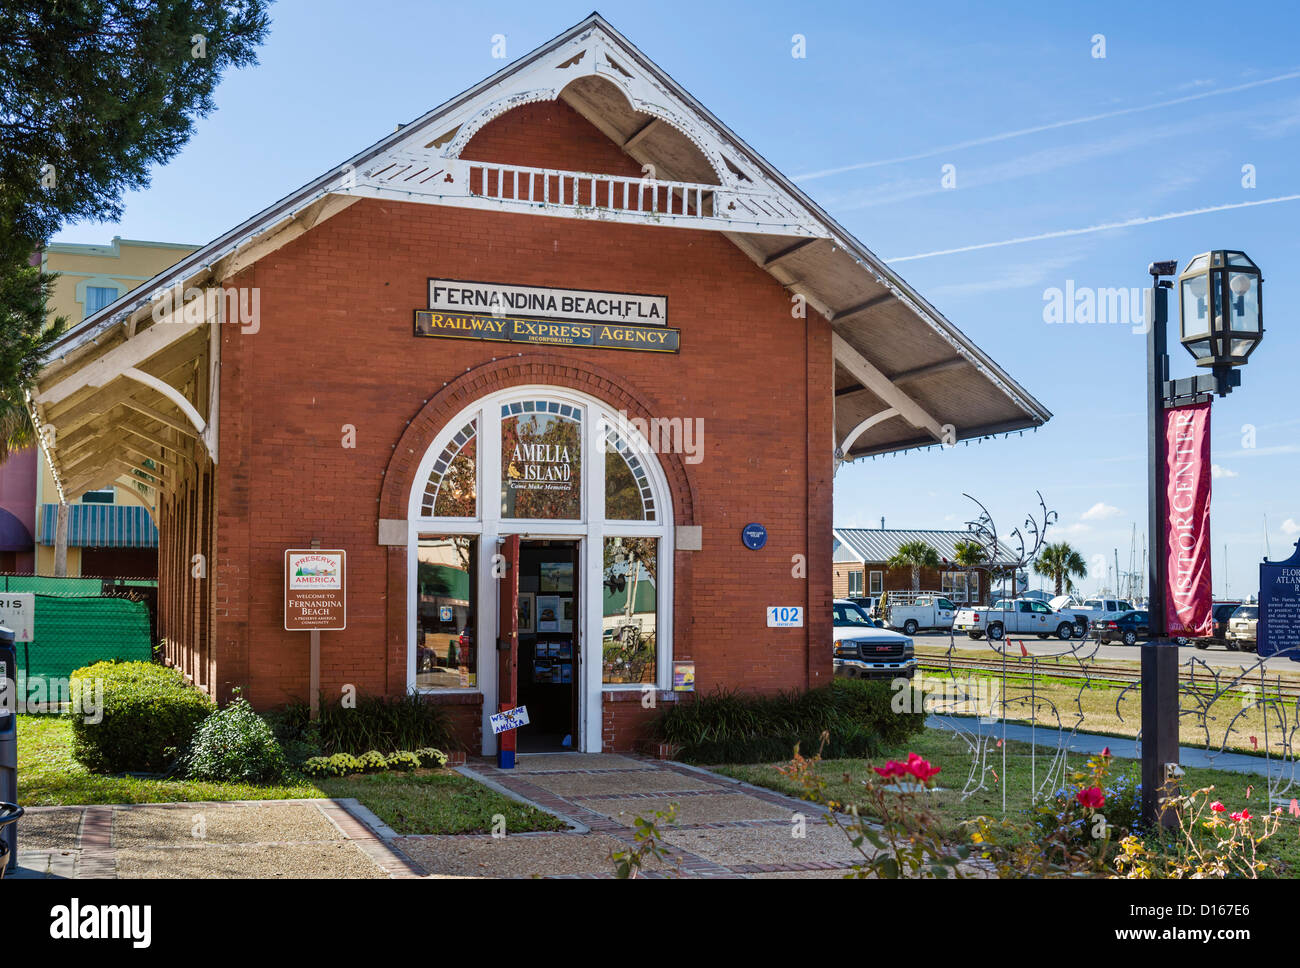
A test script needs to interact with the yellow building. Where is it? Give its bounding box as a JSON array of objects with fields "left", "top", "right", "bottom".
[{"left": 22, "top": 238, "right": 198, "bottom": 576}]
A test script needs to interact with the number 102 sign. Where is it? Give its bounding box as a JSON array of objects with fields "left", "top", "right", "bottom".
[{"left": 766, "top": 606, "right": 804, "bottom": 628}]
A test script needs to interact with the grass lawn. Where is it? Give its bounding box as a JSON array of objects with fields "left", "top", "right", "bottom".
[
  {"left": 713, "top": 728, "right": 1300, "bottom": 874},
  {"left": 17, "top": 715, "right": 564, "bottom": 836}
]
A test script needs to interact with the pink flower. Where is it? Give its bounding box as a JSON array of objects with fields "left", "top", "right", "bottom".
[
  {"left": 904, "top": 752, "right": 941, "bottom": 783},
  {"left": 1075, "top": 787, "right": 1106, "bottom": 809},
  {"left": 874, "top": 754, "right": 941, "bottom": 784},
  {"left": 1210, "top": 801, "right": 1226, "bottom": 813},
  {"left": 1229, "top": 809, "right": 1252, "bottom": 823},
  {"left": 1101, "top": 747, "right": 1111, "bottom": 758}
]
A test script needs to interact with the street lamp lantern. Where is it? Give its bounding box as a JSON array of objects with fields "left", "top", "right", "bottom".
[{"left": 1177, "top": 250, "right": 1263, "bottom": 370}]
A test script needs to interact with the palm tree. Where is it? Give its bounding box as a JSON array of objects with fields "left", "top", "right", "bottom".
[
  {"left": 886, "top": 540, "right": 940, "bottom": 592},
  {"left": 1033, "top": 542, "right": 1088, "bottom": 596}
]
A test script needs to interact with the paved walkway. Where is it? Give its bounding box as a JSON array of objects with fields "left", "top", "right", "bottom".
[
  {"left": 10, "top": 756, "right": 862, "bottom": 879},
  {"left": 10, "top": 799, "right": 424, "bottom": 880},
  {"left": 400, "top": 753, "right": 858, "bottom": 878}
]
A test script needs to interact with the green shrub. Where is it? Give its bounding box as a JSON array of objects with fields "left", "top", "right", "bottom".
[
  {"left": 185, "top": 696, "right": 288, "bottom": 784},
  {"left": 653, "top": 679, "right": 925, "bottom": 764},
  {"left": 278, "top": 692, "right": 455, "bottom": 755},
  {"left": 302, "top": 753, "right": 365, "bottom": 778},
  {"left": 416, "top": 747, "right": 449, "bottom": 768},
  {"left": 70, "top": 661, "right": 214, "bottom": 774},
  {"left": 300, "top": 748, "right": 446, "bottom": 778},
  {"left": 385, "top": 750, "right": 421, "bottom": 772}
]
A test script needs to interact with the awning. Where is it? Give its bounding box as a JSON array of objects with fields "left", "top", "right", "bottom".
[
  {"left": 37, "top": 503, "right": 159, "bottom": 548},
  {"left": 0, "top": 508, "right": 33, "bottom": 552}
]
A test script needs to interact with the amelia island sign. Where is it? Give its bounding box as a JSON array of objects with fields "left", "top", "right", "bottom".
[{"left": 415, "top": 279, "right": 679, "bottom": 353}]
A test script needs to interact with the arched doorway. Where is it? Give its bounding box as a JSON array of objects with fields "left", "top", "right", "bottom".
[{"left": 406, "top": 385, "right": 673, "bottom": 754}]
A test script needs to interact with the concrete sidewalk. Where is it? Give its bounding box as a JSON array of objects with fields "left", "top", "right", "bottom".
[
  {"left": 928, "top": 714, "right": 1300, "bottom": 781},
  {"left": 9, "top": 799, "right": 425, "bottom": 880}
]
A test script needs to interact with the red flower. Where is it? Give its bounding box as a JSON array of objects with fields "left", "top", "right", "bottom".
[
  {"left": 874, "top": 754, "right": 941, "bottom": 784},
  {"left": 1230, "top": 809, "right": 1252, "bottom": 823},
  {"left": 904, "top": 752, "right": 941, "bottom": 783},
  {"left": 1101, "top": 747, "right": 1111, "bottom": 758},
  {"left": 1075, "top": 787, "right": 1106, "bottom": 809},
  {"left": 1210, "top": 801, "right": 1226, "bottom": 813}
]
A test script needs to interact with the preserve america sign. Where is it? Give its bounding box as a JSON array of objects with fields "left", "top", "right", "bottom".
[{"left": 416, "top": 279, "right": 679, "bottom": 353}]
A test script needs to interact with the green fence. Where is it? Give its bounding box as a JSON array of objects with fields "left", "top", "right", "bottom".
[
  {"left": 0, "top": 575, "right": 157, "bottom": 596},
  {"left": 11, "top": 594, "right": 154, "bottom": 699}
]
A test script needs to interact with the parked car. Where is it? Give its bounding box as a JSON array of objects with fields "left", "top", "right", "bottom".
[
  {"left": 1050, "top": 595, "right": 1136, "bottom": 637},
  {"left": 954, "top": 598, "right": 1076, "bottom": 641},
  {"left": 846, "top": 595, "right": 880, "bottom": 617},
  {"left": 1092, "top": 610, "right": 1150, "bottom": 646},
  {"left": 1225, "top": 604, "right": 1259, "bottom": 652},
  {"left": 1192, "top": 601, "right": 1245, "bottom": 650},
  {"left": 884, "top": 593, "right": 957, "bottom": 635},
  {"left": 833, "top": 599, "right": 916, "bottom": 679}
]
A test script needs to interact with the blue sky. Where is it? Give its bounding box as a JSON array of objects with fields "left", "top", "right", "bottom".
[{"left": 51, "top": 0, "right": 1300, "bottom": 597}]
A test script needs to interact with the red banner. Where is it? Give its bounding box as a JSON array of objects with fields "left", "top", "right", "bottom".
[{"left": 1165, "top": 401, "right": 1212, "bottom": 637}]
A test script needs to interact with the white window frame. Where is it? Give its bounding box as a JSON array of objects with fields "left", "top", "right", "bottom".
[
  {"left": 406, "top": 385, "right": 674, "bottom": 755},
  {"left": 869, "top": 570, "right": 883, "bottom": 596},
  {"left": 847, "top": 569, "right": 863, "bottom": 597}
]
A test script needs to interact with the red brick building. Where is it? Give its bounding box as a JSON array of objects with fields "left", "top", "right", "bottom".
[{"left": 31, "top": 15, "right": 1049, "bottom": 757}]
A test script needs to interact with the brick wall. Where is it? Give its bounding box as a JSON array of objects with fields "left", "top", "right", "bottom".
[{"left": 190, "top": 96, "right": 833, "bottom": 748}]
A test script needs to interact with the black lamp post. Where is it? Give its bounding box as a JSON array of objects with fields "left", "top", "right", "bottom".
[{"left": 1143, "top": 253, "right": 1264, "bottom": 828}]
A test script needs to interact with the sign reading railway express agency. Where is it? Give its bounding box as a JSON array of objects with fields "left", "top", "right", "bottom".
[
  {"left": 416, "top": 279, "right": 678, "bottom": 354},
  {"left": 284, "top": 550, "right": 347, "bottom": 631}
]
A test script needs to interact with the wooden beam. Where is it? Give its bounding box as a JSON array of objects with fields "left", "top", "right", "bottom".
[
  {"left": 621, "top": 117, "right": 660, "bottom": 151},
  {"left": 762, "top": 238, "right": 819, "bottom": 269},
  {"left": 830, "top": 292, "right": 892, "bottom": 324},
  {"left": 831, "top": 333, "right": 945, "bottom": 442},
  {"left": 117, "top": 396, "right": 200, "bottom": 439}
]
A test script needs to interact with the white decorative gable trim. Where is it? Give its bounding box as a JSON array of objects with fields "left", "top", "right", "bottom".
[{"left": 345, "top": 26, "right": 827, "bottom": 237}]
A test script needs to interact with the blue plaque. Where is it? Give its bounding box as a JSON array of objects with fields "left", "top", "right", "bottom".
[
  {"left": 1258, "top": 540, "right": 1300, "bottom": 662},
  {"left": 741, "top": 523, "right": 767, "bottom": 551}
]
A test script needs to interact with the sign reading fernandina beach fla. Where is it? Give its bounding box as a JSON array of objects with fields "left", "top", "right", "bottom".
[
  {"left": 284, "top": 550, "right": 347, "bottom": 631},
  {"left": 415, "top": 279, "right": 679, "bottom": 353}
]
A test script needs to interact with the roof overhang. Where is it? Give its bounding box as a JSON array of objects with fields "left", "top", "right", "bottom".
[{"left": 36, "top": 13, "right": 1049, "bottom": 498}]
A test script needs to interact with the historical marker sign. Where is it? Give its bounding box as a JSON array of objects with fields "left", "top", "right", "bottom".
[
  {"left": 284, "top": 550, "right": 347, "bottom": 631},
  {"left": 1259, "top": 540, "right": 1300, "bottom": 662}
]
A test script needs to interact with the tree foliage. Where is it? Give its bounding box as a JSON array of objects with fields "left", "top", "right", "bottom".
[
  {"left": 1033, "top": 541, "right": 1089, "bottom": 596},
  {"left": 0, "top": 1, "right": 270, "bottom": 447},
  {"left": 886, "top": 540, "right": 941, "bottom": 591}
]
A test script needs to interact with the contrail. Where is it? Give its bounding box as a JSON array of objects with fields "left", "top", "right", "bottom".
[
  {"left": 796, "top": 69, "right": 1300, "bottom": 182},
  {"left": 886, "top": 194, "right": 1300, "bottom": 263}
]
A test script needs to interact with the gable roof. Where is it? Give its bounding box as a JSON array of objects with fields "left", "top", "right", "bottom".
[
  {"left": 33, "top": 12, "right": 1050, "bottom": 503},
  {"left": 834, "top": 528, "right": 1020, "bottom": 566}
]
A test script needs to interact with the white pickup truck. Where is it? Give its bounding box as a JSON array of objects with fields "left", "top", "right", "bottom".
[
  {"left": 885, "top": 594, "right": 958, "bottom": 635},
  {"left": 1049, "top": 595, "right": 1135, "bottom": 637},
  {"left": 833, "top": 599, "right": 916, "bottom": 679},
  {"left": 954, "top": 598, "right": 1077, "bottom": 641}
]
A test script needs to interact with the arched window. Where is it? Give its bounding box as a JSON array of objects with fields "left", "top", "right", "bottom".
[{"left": 406, "top": 386, "right": 674, "bottom": 754}]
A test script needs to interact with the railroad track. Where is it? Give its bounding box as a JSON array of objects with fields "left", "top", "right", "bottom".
[{"left": 916, "top": 648, "right": 1300, "bottom": 700}]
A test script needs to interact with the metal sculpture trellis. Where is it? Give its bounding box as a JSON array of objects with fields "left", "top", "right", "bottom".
[{"left": 921, "top": 491, "right": 1300, "bottom": 820}]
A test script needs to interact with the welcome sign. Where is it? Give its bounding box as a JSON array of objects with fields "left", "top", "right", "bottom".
[
  {"left": 416, "top": 279, "right": 679, "bottom": 354},
  {"left": 285, "top": 550, "right": 347, "bottom": 631}
]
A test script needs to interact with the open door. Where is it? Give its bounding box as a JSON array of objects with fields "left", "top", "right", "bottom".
[{"left": 497, "top": 533, "right": 520, "bottom": 768}]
